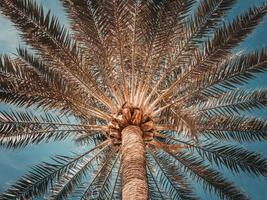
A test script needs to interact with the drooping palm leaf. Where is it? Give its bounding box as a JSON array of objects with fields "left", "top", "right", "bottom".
[
  {"left": 146, "top": 148, "right": 198, "bottom": 200},
  {"left": 48, "top": 144, "right": 114, "bottom": 200},
  {"left": 0, "top": 141, "right": 110, "bottom": 200},
  {"left": 155, "top": 133, "right": 267, "bottom": 176},
  {"left": 150, "top": 146, "right": 249, "bottom": 200}
]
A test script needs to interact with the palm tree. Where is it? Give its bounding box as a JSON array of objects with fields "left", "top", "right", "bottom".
[{"left": 0, "top": 0, "right": 267, "bottom": 199}]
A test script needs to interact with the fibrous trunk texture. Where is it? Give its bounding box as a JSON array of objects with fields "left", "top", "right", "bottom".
[{"left": 121, "top": 125, "right": 148, "bottom": 200}]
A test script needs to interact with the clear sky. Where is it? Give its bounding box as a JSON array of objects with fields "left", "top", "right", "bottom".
[{"left": 0, "top": 0, "right": 267, "bottom": 199}]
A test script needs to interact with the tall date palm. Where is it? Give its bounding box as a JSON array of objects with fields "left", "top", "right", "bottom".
[{"left": 0, "top": 0, "right": 267, "bottom": 199}]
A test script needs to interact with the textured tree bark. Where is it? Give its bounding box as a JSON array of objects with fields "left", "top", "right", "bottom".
[{"left": 121, "top": 125, "right": 148, "bottom": 200}]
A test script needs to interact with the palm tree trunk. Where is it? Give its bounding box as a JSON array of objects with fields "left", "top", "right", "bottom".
[{"left": 121, "top": 125, "right": 148, "bottom": 200}]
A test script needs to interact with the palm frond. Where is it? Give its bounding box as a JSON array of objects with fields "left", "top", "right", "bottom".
[
  {"left": 0, "top": 110, "right": 106, "bottom": 148},
  {"left": 74, "top": 133, "right": 106, "bottom": 147},
  {"left": 143, "top": 0, "right": 239, "bottom": 108},
  {"left": 0, "top": 55, "right": 76, "bottom": 116},
  {"left": 155, "top": 133, "right": 267, "bottom": 176},
  {"left": 200, "top": 115, "right": 267, "bottom": 142},
  {"left": 48, "top": 145, "right": 112, "bottom": 200},
  {"left": 210, "top": 50, "right": 267, "bottom": 92},
  {"left": 0, "top": 0, "right": 76, "bottom": 54},
  {"left": 157, "top": 107, "right": 198, "bottom": 137},
  {"left": 192, "top": 142, "right": 267, "bottom": 176},
  {"left": 107, "top": 0, "right": 136, "bottom": 101},
  {"left": 79, "top": 147, "right": 118, "bottom": 200},
  {"left": 188, "top": 0, "right": 237, "bottom": 40},
  {"left": 146, "top": 162, "right": 169, "bottom": 200},
  {"left": 0, "top": 0, "right": 116, "bottom": 111},
  {"left": 169, "top": 0, "right": 237, "bottom": 70},
  {"left": 0, "top": 48, "right": 111, "bottom": 121},
  {"left": 139, "top": 0, "right": 195, "bottom": 105},
  {"left": 95, "top": 153, "right": 121, "bottom": 200},
  {"left": 152, "top": 147, "right": 249, "bottom": 200},
  {"left": 108, "top": 157, "right": 122, "bottom": 200},
  {"left": 198, "top": 90, "right": 267, "bottom": 116},
  {"left": 184, "top": 49, "right": 267, "bottom": 101},
  {"left": 150, "top": 3, "right": 267, "bottom": 108},
  {"left": 152, "top": 48, "right": 267, "bottom": 115},
  {"left": 0, "top": 141, "right": 110, "bottom": 200},
  {"left": 61, "top": 0, "right": 125, "bottom": 105},
  {"left": 193, "top": 3, "right": 267, "bottom": 76},
  {"left": 147, "top": 147, "right": 198, "bottom": 200}
]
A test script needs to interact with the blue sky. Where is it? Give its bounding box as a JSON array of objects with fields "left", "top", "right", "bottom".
[{"left": 0, "top": 0, "right": 267, "bottom": 199}]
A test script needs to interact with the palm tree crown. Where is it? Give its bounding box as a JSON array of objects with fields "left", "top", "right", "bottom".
[{"left": 0, "top": 0, "right": 267, "bottom": 199}]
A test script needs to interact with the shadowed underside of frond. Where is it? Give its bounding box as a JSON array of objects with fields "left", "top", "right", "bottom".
[{"left": 0, "top": 0, "right": 267, "bottom": 199}]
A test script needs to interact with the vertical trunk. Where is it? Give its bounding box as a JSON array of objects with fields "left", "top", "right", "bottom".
[{"left": 121, "top": 125, "right": 148, "bottom": 200}]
